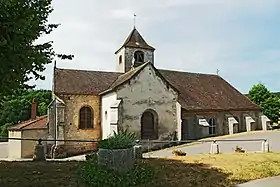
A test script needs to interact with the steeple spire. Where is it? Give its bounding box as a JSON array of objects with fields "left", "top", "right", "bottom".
[
  {"left": 115, "top": 27, "right": 155, "bottom": 54},
  {"left": 115, "top": 25, "right": 155, "bottom": 73}
]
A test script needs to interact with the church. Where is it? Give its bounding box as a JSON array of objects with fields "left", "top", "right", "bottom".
[{"left": 41, "top": 26, "right": 272, "bottom": 155}]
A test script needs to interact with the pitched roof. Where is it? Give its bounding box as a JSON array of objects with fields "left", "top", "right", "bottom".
[
  {"left": 54, "top": 68, "right": 121, "bottom": 95},
  {"left": 159, "top": 69, "right": 260, "bottom": 111},
  {"left": 54, "top": 67, "right": 260, "bottom": 111},
  {"left": 115, "top": 27, "right": 155, "bottom": 54},
  {"left": 8, "top": 115, "right": 48, "bottom": 131},
  {"left": 100, "top": 62, "right": 178, "bottom": 95}
]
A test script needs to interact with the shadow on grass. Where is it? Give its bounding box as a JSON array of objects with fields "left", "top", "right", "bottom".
[
  {"left": 0, "top": 161, "right": 87, "bottom": 187},
  {"left": 141, "top": 157, "right": 247, "bottom": 187},
  {"left": 0, "top": 158, "right": 249, "bottom": 187}
]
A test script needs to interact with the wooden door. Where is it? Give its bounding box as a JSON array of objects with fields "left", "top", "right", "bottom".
[{"left": 141, "top": 111, "right": 156, "bottom": 140}]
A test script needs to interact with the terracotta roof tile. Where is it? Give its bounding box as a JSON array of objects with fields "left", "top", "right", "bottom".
[
  {"left": 8, "top": 115, "right": 48, "bottom": 131},
  {"left": 54, "top": 67, "right": 260, "bottom": 111},
  {"left": 54, "top": 68, "right": 121, "bottom": 95},
  {"left": 159, "top": 69, "right": 260, "bottom": 111}
]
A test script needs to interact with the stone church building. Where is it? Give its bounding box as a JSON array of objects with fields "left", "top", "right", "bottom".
[{"left": 46, "top": 27, "right": 270, "bottom": 156}]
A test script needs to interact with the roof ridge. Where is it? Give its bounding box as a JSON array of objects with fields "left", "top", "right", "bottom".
[
  {"left": 106, "top": 62, "right": 149, "bottom": 91},
  {"left": 56, "top": 67, "right": 122, "bottom": 74},
  {"left": 159, "top": 68, "right": 218, "bottom": 76},
  {"left": 9, "top": 115, "right": 48, "bottom": 130},
  {"left": 19, "top": 115, "right": 48, "bottom": 129}
]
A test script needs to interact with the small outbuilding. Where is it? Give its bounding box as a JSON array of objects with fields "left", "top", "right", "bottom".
[{"left": 8, "top": 100, "right": 48, "bottom": 159}]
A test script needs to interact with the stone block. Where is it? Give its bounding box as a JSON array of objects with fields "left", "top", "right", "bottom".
[
  {"left": 210, "top": 141, "right": 220, "bottom": 154},
  {"left": 262, "top": 140, "right": 270, "bottom": 152},
  {"left": 33, "top": 140, "right": 46, "bottom": 161},
  {"left": 97, "top": 148, "right": 135, "bottom": 173},
  {"left": 134, "top": 145, "right": 143, "bottom": 159}
]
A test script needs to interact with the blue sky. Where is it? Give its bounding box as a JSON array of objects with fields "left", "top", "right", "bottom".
[{"left": 32, "top": 0, "right": 280, "bottom": 93}]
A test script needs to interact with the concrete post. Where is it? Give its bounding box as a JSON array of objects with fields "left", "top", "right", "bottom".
[
  {"left": 210, "top": 140, "right": 220, "bottom": 154},
  {"left": 262, "top": 139, "right": 270, "bottom": 153},
  {"left": 134, "top": 140, "right": 143, "bottom": 159},
  {"left": 33, "top": 139, "right": 46, "bottom": 161}
]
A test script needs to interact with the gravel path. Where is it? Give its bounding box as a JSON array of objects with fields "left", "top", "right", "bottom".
[
  {"left": 235, "top": 175, "right": 280, "bottom": 187},
  {"left": 145, "top": 131, "right": 280, "bottom": 157}
]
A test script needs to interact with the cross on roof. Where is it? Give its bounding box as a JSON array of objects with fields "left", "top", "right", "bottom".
[{"left": 133, "top": 13, "right": 136, "bottom": 27}]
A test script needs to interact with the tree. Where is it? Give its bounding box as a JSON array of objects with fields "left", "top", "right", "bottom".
[
  {"left": 248, "top": 83, "right": 271, "bottom": 105},
  {"left": 260, "top": 97, "right": 280, "bottom": 123},
  {"left": 0, "top": 0, "right": 73, "bottom": 100},
  {"left": 0, "top": 89, "right": 52, "bottom": 139},
  {"left": 248, "top": 83, "right": 280, "bottom": 123}
]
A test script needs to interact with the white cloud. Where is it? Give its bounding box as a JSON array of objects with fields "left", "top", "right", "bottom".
[{"left": 29, "top": 0, "right": 280, "bottom": 93}]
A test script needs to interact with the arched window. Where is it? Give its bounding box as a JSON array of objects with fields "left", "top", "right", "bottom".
[
  {"left": 134, "top": 50, "right": 144, "bottom": 62},
  {"left": 79, "top": 106, "right": 94, "bottom": 129},
  {"left": 119, "top": 55, "right": 122, "bottom": 64},
  {"left": 208, "top": 118, "right": 216, "bottom": 135}
]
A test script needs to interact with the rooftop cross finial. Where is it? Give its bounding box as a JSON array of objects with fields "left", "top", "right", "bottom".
[{"left": 133, "top": 13, "right": 136, "bottom": 28}]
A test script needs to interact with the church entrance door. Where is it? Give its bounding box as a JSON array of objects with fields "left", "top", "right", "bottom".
[{"left": 141, "top": 109, "right": 158, "bottom": 140}]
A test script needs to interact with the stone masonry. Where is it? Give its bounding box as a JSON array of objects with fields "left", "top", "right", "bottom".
[{"left": 116, "top": 64, "right": 179, "bottom": 140}]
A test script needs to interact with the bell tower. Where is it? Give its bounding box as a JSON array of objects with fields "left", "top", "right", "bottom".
[{"left": 115, "top": 27, "right": 155, "bottom": 73}]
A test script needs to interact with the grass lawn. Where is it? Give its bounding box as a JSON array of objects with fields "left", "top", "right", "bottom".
[{"left": 1, "top": 153, "right": 280, "bottom": 187}]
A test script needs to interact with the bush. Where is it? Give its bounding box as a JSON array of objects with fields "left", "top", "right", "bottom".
[
  {"left": 234, "top": 146, "right": 245, "bottom": 153},
  {"left": 98, "top": 129, "right": 137, "bottom": 150},
  {"left": 85, "top": 153, "right": 97, "bottom": 161},
  {"left": 172, "top": 150, "right": 187, "bottom": 156},
  {"left": 79, "top": 158, "right": 155, "bottom": 187}
]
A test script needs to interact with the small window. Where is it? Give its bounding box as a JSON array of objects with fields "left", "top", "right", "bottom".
[
  {"left": 134, "top": 50, "right": 144, "bottom": 62},
  {"left": 79, "top": 106, "right": 94, "bottom": 129},
  {"left": 119, "top": 55, "right": 122, "bottom": 64},
  {"left": 105, "top": 111, "right": 108, "bottom": 119},
  {"left": 208, "top": 118, "right": 217, "bottom": 135}
]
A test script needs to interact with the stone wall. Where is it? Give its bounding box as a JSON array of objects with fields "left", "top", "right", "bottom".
[
  {"left": 21, "top": 129, "right": 48, "bottom": 158},
  {"left": 53, "top": 142, "right": 98, "bottom": 158},
  {"left": 124, "top": 48, "right": 154, "bottom": 72},
  {"left": 116, "top": 63, "right": 178, "bottom": 140},
  {"left": 116, "top": 47, "right": 154, "bottom": 73},
  {"left": 54, "top": 94, "right": 101, "bottom": 155},
  {"left": 181, "top": 109, "right": 262, "bottom": 140}
]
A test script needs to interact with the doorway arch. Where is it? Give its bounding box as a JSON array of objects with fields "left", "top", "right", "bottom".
[{"left": 141, "top": 109, "right": 158, "bottom": 140}]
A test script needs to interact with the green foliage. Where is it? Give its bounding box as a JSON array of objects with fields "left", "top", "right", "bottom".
[
  {"left": 0, "top": 89, "right": 52, "bottom": 138},
  {"left": 172, "top": 150, "right": 187, "bottom": 156},
  {"left": 234, "top": 146, "right": 245, "bottom": 153},
  {"left": 0, "top": 0, "right": 73, "bottom": 100},
  {"left": 85, "top": 153, "right": 97, "bottom": 161},
  {"left": 248, "top": 83, "right": 280, "bottom": 123},
  {"left": 248, "top": 83, "right": 271, "bottom": 105},
  {"left": 260, "top": 97, "right": 280, "bottom": 123},
  {"left": 98, "top": 130, "right": 137, "bottom": 149},
  {"left": 272, "top": 92, "right": 280, "bottom": 98},
  {"left": 79, "top": 158, "right": 155, "bottom": 187}
]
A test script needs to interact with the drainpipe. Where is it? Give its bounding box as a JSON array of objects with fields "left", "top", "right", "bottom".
[{"left": 54, "top": 99, "right": 57, "bottom": 146}]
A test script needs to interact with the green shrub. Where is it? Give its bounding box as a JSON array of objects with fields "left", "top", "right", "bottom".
[
  {"left": 234, "top": 145, "right": 245, "bottom": 153},
  {"left": 98, "top": 129, "right": 137, "bottom": 149},
  {"left": 79, "top": 158, "right": 155, "bottom": 187},
  {"left": 172, "top": 150, "right": 187, "bottom": 156},
  {"left": 85, "top": 153, "right": 97, "bottom": 161}
]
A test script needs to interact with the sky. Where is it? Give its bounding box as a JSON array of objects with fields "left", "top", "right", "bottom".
[{"left": 32, "top": 0, "right": 280, "bottom": 93}]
